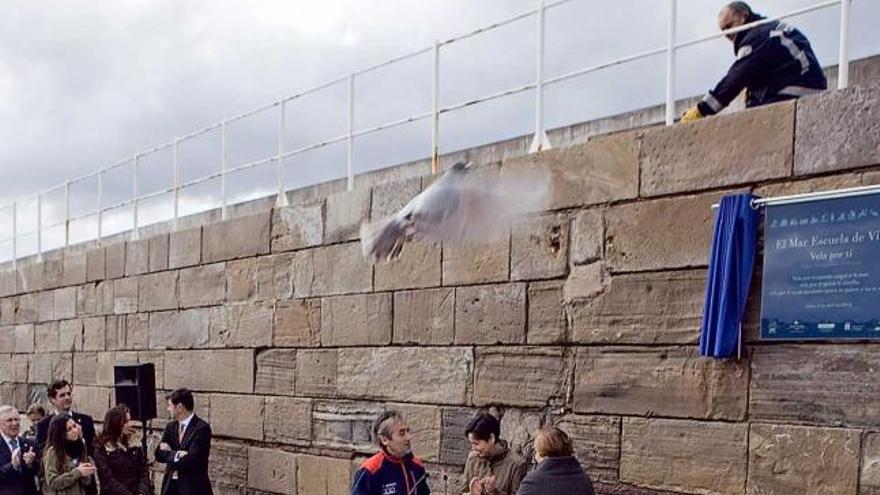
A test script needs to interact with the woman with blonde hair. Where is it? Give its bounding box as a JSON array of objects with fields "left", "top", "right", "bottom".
[{"left": 515, "top": 426, "right": 595, "bottom": 495}]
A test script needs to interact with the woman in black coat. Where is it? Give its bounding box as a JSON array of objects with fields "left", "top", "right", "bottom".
[
  {"left": 93, "top": 405, "right": 152, "bottom": 495},
  {"left": 515, "top": 427, "right": 595, "bottom": 495}
]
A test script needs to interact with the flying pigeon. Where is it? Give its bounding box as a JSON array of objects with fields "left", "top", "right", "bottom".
[{"left": 360, "top": 161, "right": 550, "bottom": 263}]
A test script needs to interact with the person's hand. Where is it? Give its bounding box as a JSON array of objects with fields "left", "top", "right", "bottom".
[
  {"left": 178, "top": 450, "right": 188, "bottom": 458},
  {"left": 10, "top": 447, "right": 20, "bottom": 468},
  {"left": 469, "top": 477, "right": 483, "bottom": 495},
  {"left": 76, "top": 462, "right": 96, "bottom": 477},
  {"left": 22, "top": 447, "right": 36, "bottom": 466},
  {"left": 681, "top": 106, "right": 704, "bottom": 123},
  {"left": 159, "top": 442, "right": 171, "bottom": 451},
  {"left": 481, "top": 475, "right": 497, "bottom": 495}
]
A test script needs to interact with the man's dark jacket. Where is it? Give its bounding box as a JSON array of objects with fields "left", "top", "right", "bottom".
[
  {"left": 36, "top": 411, "right": 97, "bottom": 495},
  {"left": 697, "top": 13, "right": 827, "bottom": 116},
  {"left": 0, "top": 436, "right": 39, "bottom": 495},
  {"left": 515, "top": 456, "right": 595, "bottom": 495},
  {"left": 154, "top": 415, "right": 213, "bottom": 495}
]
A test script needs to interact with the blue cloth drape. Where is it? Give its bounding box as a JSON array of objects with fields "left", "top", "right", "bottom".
[{"left": 699, "top": 193, "right": 760, "bottom": 358}]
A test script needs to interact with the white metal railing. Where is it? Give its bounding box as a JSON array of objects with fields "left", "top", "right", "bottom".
[{"left": 0, "top": 0, "right": 855, "bottom": 266}]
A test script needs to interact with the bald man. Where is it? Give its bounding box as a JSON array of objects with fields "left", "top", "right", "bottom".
[{"left": 681, "top": 2, "right": 827, "bottom": 122}]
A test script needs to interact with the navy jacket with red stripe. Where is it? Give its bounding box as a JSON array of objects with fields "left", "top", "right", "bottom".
[{"left": 351, "top": 450, "right": 430, "bottom": 495}]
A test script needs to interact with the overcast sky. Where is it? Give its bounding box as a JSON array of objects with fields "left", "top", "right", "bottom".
[{"left": 0, "top": 0, "right": 877, "bottom": 258}]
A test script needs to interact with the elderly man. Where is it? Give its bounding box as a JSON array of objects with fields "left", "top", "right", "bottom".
[
  {"left": 351, "top": 410, "right": 430, "bottom": 495},
  {"left": 0, "top": 405, "right": 39, "bottom": 495},
  {"left": 681, "top": 1, "right": 827, "bottom": 122}
]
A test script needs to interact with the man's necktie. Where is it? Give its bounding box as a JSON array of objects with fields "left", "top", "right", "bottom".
[
  {"left": 178, "top": 423, "right": 185, "bottom": 444},
  {"left": 9, "top": 437, "right": 18, "bottom": 452}
]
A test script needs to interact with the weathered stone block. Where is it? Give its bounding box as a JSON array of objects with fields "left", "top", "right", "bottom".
[
  {"left": 208, "top": 441, "right": 248, "bottom": 487},
  {"left": 0, "top": 270, "right": 17, "bottom": 297},
  {"left": 297, "top": 455, "right": 352, "bottom": 495},
  {"left": 58, "top": 319, "right": 83, "bottom": 351},
  {"left": 137, "top": 271, "right": 178, "bottom": 312},
  {"left": 439, "top": 407, "right": 474, "bottom": 465},
  {"left": 642, "top": 101, "right": 794, "bottom": 196},
  {"left": 82, "top": 317, "right": 105, "bottom": 351},
  {"left": 38, "top": 292, "right": 54, "bottom": 322},
  {"left": 370, "top": 177, "right": 421, "bottom": 220},
  {"left": 17, "top": 262, "right": 43, "bottom": 293},
  {"left": 54, "top": 287, "right": 77, "bottom": 320},
  {"left": 374, "top": 241, "right": 442, "bottom": 291},
  {"left": 94, "top": 352, "right": 115, "bottom": 387},
  {"left": 296, "top": 350, "right": 337, "bottom": 397},
  {"left": 393, "top": 288, "right": 454, "bottom": 345},
  {"left": 511, "top": 214, "right": 569, "bottom": 280},
  {"left": 43, "top": 257, "right": 64, "bottom": 290},
  {"left": 227, "top": 254, "right": 293, "bottom": 303},
  {"left": 750, "top": 345, "right": 880, "bottom": 426},
  {"left": 125, "top": 239, "right": 150, "bottom": 276},
  {"left": 105, "top": 315, "right": 126, "bottom": 350},
  {"left": 398, "top": 403, "right": 442, "bottom": 462},
  {"left": 500, "top": 408, "right": 542, "bottom": 461},
  {"left": 863, "top": 432, "right": 880, "bottom": 495},
  {"left": 312, "top": 400, "right": 381, "bottom": 451},
  {"left": 570, "top": 208, "right": 604, "bottom": 265},
  {"left": 73, "top": 352, "right": 98, "bottom": 385},
  {"left": 274, "top": 299, "right": 321, "bottom": 347},
  {"left": 14, "top": 324, "right": 34, "bottom": 353},
  {"left": 16, "top": 293, "right": 38, "bottom": 324},
  {"left": 455, "top": 284, "right": 526, "bottom": 344},
  {"left": 255, "top": 349, "right": 296, "bottom": 396},
  {"left": 527, "top": 282, "right": 565, "bottom": 344},
  {"left": 293, "top": 243, "right": 372, "bottom": 297},
  {"left": 748, "top": 423, "right": 860, "bottom": 495},
  {"left": 71, "top": 386, "right": 110, "bottom": 421},
  {"left": 325, "top": 188, "right": 371, "bottom": 243},
  {"left": 168, "top": 228, "right": 201, "bottom": 269},
  {"left": 0, "top": 298, "right": 15, "bottom": 326},
  {"left": 264, "top": 396, "right": 311, "bottom": 445},
  {"left": 178, "top": 263, "right": 225, "bottom": 309},
  {"left": 203, "top": 212, "right": 270, "bottom": 263},
  {"left": 0, "top": 383, "right": 28, "bottom": 411},
  {"left": 321, "top": 293, "right": 391, "bottom": 346},
  {"left": 442, "top": 239, "right": 509, "bottom": 286},
  {"left": 211, "top": 394, "right": 264, "bottom": 441},
  {"left": 474, "top": 347, "right": 568, "bottom": 407},
  {"left": 271, "top": 201, "right": 324, "bottom": 252},
  {"left": 573, "top": 346, "right": 748, "bottom": 420},
  {"left": 113, "top": 278, "right": 138, "bottom": 314},
  {"left": 606, "top": 191, "right": 719, "bottom": 272},
  {"left": 0, "top": 328, "right": 12, "bottom": 353},
  {"left": 86, "top": 247, "right": 105, "bottom": 282},
  {"left": 795, "top": 85, "right": 880, "bottom": 175},
  {"left": 104, "top": 243, "right": 125, "bottom": 279},
  {"left": 571, "top": 270, "right": 705, "bottom": 344},
  {"left": 563, "top": 262, "right": 608, "bottom": 304},
  {"left": 62, "top": 251, "right": 87, "bottom": 287},
  {"left": 338, "top": 348, "right": 471, "bottom": 404},
  {"left": 125, "top": 313, "right": 149, "bottom": 350},
  {"left": 210, "top": 302, "right": 273, "bottom": 348},
  {"left": 148, "top": 235, "right": 169, "bottom": 272},
  {"left": 248, "top": 447, "right": 296, "bottom": 494},
  {"left": 555, "top": 415, "right": 621, "bottom": 483},
  {"left": 149, "top": 309, "right": 211, "bottom": 349},
  {"left": 10, "top": 354, "right": 28, "bottom": 382},
  {"left": 164, "top": 349, "right": 253, "bottom": 393},
  {"left": 29, "top": 352, "right": 72, "bottom": 384},
  {"left": 621, "top": 418, "right": 747, "bottom": 495}
]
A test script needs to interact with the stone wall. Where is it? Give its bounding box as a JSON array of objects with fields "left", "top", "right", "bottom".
[{"left": 2, "top": 83, "right": 880, "bottom": 495}]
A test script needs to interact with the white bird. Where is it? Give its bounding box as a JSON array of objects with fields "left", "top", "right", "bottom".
[{"left": 360, "top": 161, "right": 550, "bottom": 263}]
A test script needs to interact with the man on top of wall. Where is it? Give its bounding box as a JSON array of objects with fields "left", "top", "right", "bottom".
[{"left": 681, "top": 1, "right": 827, "bottom": 123}]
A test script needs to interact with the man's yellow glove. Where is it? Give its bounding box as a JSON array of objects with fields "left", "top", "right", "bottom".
[{"left": 680, "top": 106, "right": 704, "bottom": 123}]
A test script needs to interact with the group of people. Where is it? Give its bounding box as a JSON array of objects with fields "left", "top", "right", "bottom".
[
  {"left": 1, "top": 380, "right": 211, "bottom": 495},
  {"left": 351, "top": 410, "right": 595, "bottom": 495}
]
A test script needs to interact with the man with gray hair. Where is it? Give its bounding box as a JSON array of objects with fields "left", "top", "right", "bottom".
[
  {"left": 681, "top": 1, "right": 826, "bottom": 122},
  {"left": 351, "top": 410, "right": 430, "bottom": 495},
  {"left": 0, "top": 405, "right": 39, "bottom": 495}
]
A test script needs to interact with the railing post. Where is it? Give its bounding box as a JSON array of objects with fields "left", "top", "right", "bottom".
[
  {"left": 220, "top": 121, "right": 228, "bottom": 220},
  {"left": 347, "top": 72, "right": 355, "bottom": 191},
  {"left": 173, "top": 138, "right": 180, "bottom": 230},
  {"left": 36, "top": 194, "right": 42, "bottom": 261},
  {"left": 132, "top": 155, "right": 140, "bottom": 240},
  {"left": 64, "top": 180, "right": 70, "bottom": 248},
  {"left": 837, "top": 0, "right": 850, "bottom": 89},
  {"left": 529, "top": 0, "right": 551, "bottom": 153},
  {"left": 97, "top": 171, "right": 103, "bottom": 245},
  {"left": 665, "top": 0, "right": 677, "bottom": 126},
  {"left": 431, "top": 40, "right": 441, "bottom": 174},
  {"left": 275, "top": 101, "right": 289, "bottom": 207},
  {"left": 11, "top": 202, "right": 17, "bottom": 268}
]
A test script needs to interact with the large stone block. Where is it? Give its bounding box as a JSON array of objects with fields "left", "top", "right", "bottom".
[
  {"left": 555, "top": 414, "right": 621, "bottom": 483},
  {"left": 370, "top": 176, "right": 421, "bottom": 219},
  {"left": 393, "top": 288, "right": 454, "bottom": 345},
  {"left": 324, "top": 188, "right": 371, "bottom": 243},
  {"left": 439, "top": 407, "right": 475, "bottom": 465},
  {"left": 73, "top": 352, "right": 98, "bottom": 385},
  {"left": 621, "top": 418, "right": 747, "bottom": 495},
  {"left": 748, "top": 423, "right": 860, "bottom": 495},
  {"left": 455, "top": 284, "right": 526, "bottom": 345},
  {"left": 43, "top": 257, "right": 64, "bottom": 290},
  {"left": 527, "top": 282, "right": 565, "bottom": 344},
  {"left": 137, "top": 271, "right": 178, "bottom": 312},
  {"left": 72, "top": 386, "right": 111, "bottom": 421},
  {"left": 473, "top": 347, "right": 568, "bottom": 407},
  {"left": 227, "top": 254, "right": 294, "bottom": 303},
  {"left": 502, "top": 132, "right": 639, "bottom": 209},
  {"left": 148, "top": 309, "right": 211, "bottom": 349},
  {"left": 10, "top": 354, "right": 28, "bottom": 382},
  {"left": 54, "top": 287, "right": 77, "bottom": 320},
  {"left": 571, "top": 270, "right": 705, "bottom": 344},
  {"left": 104, "top": 315, "right": 126, "bottom": 351},
  {"left": 164, "top": 349, "right": 253, "bottom": 393},
  {"left": 113, "top": 278, "right": 138, "bottom": 314},
  {"left": 14, "top": 324, "right": 34, "bottom": 353},
  {"left": 750, "top": 345, "right": 880, "bottom": 426},
  {"left": 62, "top": 251, "right": 87, "bottom": 287},
  {"left": 274, "top": 299, "right": 321, "bottom": 347},
  {"left": 178, "top": 263, "right": 225, "bottom": 308},
  {"left": 208, "top": 441, "right": 248, "bottom": 488},
  {"left": 397, "top": 403, "right": 442, "bottom": 462},
  {"left": 0, "top": 383, "right": 28, "bottom": 411},
  {"left": 34, "top": 322, "right": 59, "bottom": 352},
  {"left": 0, "top": 271, "right": 16, "bottom": 298},
  {"left": 209, "top": 302, "right": 273, "bottom": 348},
  {"left": 570, "top": 208, "right": 604, "bottom": 265},
  {"left": 321, "top": 293, "right": 392, "bottom": 346},
  {"left": 148, "top": 235, "right": 169, "bottom": 272},
  {"left": 202, "top": 212, "right": 271, "bottom": 263},
  {"left": 271, "top": 202, "right": 324, "bottom": 252},
  {"left": 293, "top": 243, "right": 372, "bottom": 297},
  {"left": 312, "top": 400, "right": 381, "bottom": 451},
  {"left": 338, "top": 347, "right": 472, "bottom": 404},
  {"left": 82, "top": 317, "right": 105, "bottom": 351},
  {"left": 211, "top": 394, "right": 264, "bottom": 441},
  {"left": 374, "top": 241, "right": 442, "bottom": 291},
  {"left": 0, "top": 298, "right": 15, "bottom": 326},
  {"left": 606, "top": 191, "right": 719, "bottom": 272},
  {"left": 255, "top": 349, "right": 296, "bottom": 396},
  {"left": 16, "top": 293, "right": 38, "bottom": 324},
  {"left": 264, "top": 396, "right": 311, "bottom": 445},
  {"left": 795, "top": 85, "right": 880, "bottom": 175},
  {"left": 863, "top": 432, "right": 880, "bottom": 495},
  {"left": 38, "top": 292, "right": 54, "bottom": 322},
  {"left": 104, "top": 243, "right": 125, "bottom": 280},
  {"left": 297, "top": 455, "right": 352, "bottom": 495},
  {"left": 17, "top": 262, "right": 43, "bottom": 293},
  {"left": 86, "top": 247, "right": 105, "bottom": 282},
  {"left": 641, "top": 101, "right": 794, "bottom": 196},
  {"left": 125, "top": 239, "right": 150, "bottom": 276},
  {"left": 0, "top": 328, "right": 12, "bottom": 353},
  {"left": 442, "top": 239, "right": 509, "bottom": 286},
  {"left": 248, "top": 447, "right": 296, "bottom": 494},
  {"left": 58, "top": 319, "right": 83, "bottom": 351},
  {"left": 511, "top": 214, "right": 569, "bottom": 281},
  {"left": 29, "top": 352, "right": 72, "bottom": 385},
  {"left": 573, "top": 346, "right": 748, "bottom": 420},
  {"left": 125, "top": 313, "right": 149, "bottom": 350},
  {"left": 296, "top": 350, "right": 338, "bottom": 397},
  {"left": 168, "top": 227, "right": 201, "bottom": 269}
]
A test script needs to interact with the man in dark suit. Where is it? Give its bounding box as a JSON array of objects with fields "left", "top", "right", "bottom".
[
  {"left": 0, "top": 405, "right": 39, "bottom": 495},
  {"left": 155, "top": 388, "right": 213, "bottom": 495},
  {"left": 35, "top": 379, "right": 97, "bottom": 495}
]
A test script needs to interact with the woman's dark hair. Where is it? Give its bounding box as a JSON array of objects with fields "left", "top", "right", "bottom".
[
  {"left": 98, "top": 404, "right": 131, "bottom": 448},
  {"left": 465, "top": 413, "right": 500, "bottom": 442},
  {"left": 44, "top": 413, "right": 86, "bottom": 471}
]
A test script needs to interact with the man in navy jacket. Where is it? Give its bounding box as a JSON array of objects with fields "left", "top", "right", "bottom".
[
  {"left": 351, "top": 410, "right": 430, "bottom": 495},
  {"left": 0, "top": 405, "right": 39, "bottom": 495}
]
